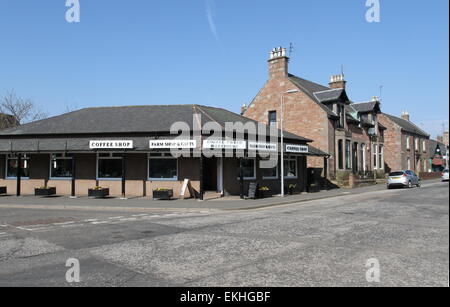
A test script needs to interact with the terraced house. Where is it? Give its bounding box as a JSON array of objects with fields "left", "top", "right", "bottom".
[
  {"left": 379, "top": 111, "right": 430, "bottom": 174},
  {"left": 242, "top": 47, "right": 386, "bottom": 184}
]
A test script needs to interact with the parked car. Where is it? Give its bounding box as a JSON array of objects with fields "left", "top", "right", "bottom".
[
  {"left": 387, "top": 170, "right": 421, "bottom": 189},
  {"left": 442, "top": 169, "right": 449, "bottom": 182}
]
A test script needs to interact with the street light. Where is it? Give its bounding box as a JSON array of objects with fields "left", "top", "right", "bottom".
[{"left": 281, "top": 89, "right": 300, "bottom": 197}]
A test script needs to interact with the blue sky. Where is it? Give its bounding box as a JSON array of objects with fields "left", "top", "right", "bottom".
[{"left": 0, "top": 0, "right": 448, "bottom": 137}]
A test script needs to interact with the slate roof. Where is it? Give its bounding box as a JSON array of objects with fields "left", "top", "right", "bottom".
[
  {"left": 0, "top": 105, "right": 310, "bottom": 141},
  {"left": 287, "top": 74, "right": 344, "bottom": 118},
  {"left": 429, "top": 139, "right": 447, "bottom": 158},
  {"left": 0, "top": 105, "right": 334, "bottom": 155},
  {"left": 352, "top": 101, "right": 380, "bottom": 113},
  {"left": 382, "top": 113, "right": 430, "bottom": 137}
]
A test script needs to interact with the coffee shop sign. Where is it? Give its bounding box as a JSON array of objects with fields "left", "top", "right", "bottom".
[{"left": 89, "top": 140, "right": 134, "bottom": 149}]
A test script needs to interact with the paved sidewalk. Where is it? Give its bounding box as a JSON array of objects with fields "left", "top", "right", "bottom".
[{"left": 0, "top": 179, "right": 442, "bottom": 212}]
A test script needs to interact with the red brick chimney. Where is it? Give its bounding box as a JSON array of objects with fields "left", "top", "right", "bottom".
[
  {"left": 329, "top": 74, "right": 347, "bottom": 89},
  {"left": 268, "top": 47, "right": 289, "bottom": 80}
]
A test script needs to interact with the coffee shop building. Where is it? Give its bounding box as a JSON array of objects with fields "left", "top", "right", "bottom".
[{"left": 0, "top": 105, "right": 327, "bottom": 199}]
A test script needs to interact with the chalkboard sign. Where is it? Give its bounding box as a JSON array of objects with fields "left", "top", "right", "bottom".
[{"left": 247, "top": 182, "right": 259, "bottom": 200}]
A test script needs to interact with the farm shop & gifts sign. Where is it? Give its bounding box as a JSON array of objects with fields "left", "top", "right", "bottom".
[
  {"left": 286, "top": 144, "right": 309, "bottom": 154},
  {"left": 203, "top": 139, "right": 247, "bottom": 150},
  {"left": 89, "top": 140, "right": 134, "bottom": 149},
  {"left": 149, "top": 140, "right": 197, "bottom": 149}
]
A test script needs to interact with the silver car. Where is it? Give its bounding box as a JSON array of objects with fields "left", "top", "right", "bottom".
[
  {"left": 387, "top": 170, "right": 421, "bottom": 189},
  {"left": 442, "top": 169, "right": 449, "bottom": 182}
]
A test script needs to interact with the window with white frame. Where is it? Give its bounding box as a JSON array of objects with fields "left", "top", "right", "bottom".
[
  {"left": 423, "top": 140, "right": 427, "bottom": 152},
  {"left": 407, "top": 157, "right": 411, "bottom": 170},
  {"left": 6, "top": 154, "right": 30, "bottom": 178},
  {"left": 50, "top": 153, "right": 73, "bottom": 179},
  {"left": 406, "top": 136, "right": 410, "bottom": 150},
  {"left": 415, "top": 138, "right": 419, "bottom": 152},
  {"left": 237, "top": 158, "right": 256, "bottom": 180},
  {"left": 261, "top": 157, "right": 278, "bottom": 179},
  {"left": 97, "top": 153, "right": 123, "bottom": 179},
  {"left": 360, "top": 144, "right": 366, "bottom": 171},
  {"left": 284, "top": 155, "right": 297, "bottom": 178},
  {"left": 373, "top": 144, "right": 378, "bottom": 169},
  {"left": 345, "top": 140, "right": 351, "bottom": 170},
  {"left": 149, "top": 153, "right": 178, "bottom": 180},
  {"left": 378, "top": 145, "right": 384, "bottom": 170}
]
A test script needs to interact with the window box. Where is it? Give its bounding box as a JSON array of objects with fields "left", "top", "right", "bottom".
[
  {"left": 153, "top": 189, "right": 174, "bottom": 200},
  {"left": 35, "top": 187, "right": 57, "bottom": 197},
  {"left": 0, "top": 186, "right": 7, "bottom": 195},
  {"left": 88, "top": 188, "right": 110, "bottom": 198}
]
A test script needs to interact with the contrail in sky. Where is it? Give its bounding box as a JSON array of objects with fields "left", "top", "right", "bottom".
[{"left": 206, "top": 0, "right": 219, "bottom": 43}]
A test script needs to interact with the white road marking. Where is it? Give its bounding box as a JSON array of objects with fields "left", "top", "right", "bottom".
[
  {"left": 132, "top": 214, "right": 148, "bottom": 217},
  {"left": 109, "top": 216, "right": 124, "bottom": 220},
  {"left": 91, "top": 221, "right": 110, "bottom": 225},
  {"left": 119, "top": 218, "right": 138, "bottom": 222},
  {"left": 84, "top": 219, "right": 99, "bottom": 222},
  {"left": 53, "top": 221, "right": 76, "bottom": 226}
]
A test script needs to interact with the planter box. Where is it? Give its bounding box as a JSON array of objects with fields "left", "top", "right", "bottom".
[
  {"left": 88, "top": 188, "right": 110, "bottom": 198},
  {"left": 258, "top": 190, "right": 271, "bottom": 199},
  {"left": 35, "top": 187, "right": 57, "bottom": 197},
  {"left": 0, "top": 186, "right": 7, "bottom": 195},
  {"left": 153, "top": 189, "right": 174, "bottom": 200}
]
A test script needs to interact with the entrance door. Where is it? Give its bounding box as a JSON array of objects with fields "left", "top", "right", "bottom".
[
  {"left": 352, "top": 142, "right": 358, "bottom": 174},
  {"left": 203, "top": 157, "right": 218, "bottom": 191}
]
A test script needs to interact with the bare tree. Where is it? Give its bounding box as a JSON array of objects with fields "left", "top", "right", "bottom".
[{"left": 0, "top": 90, "right": 48, "bottom": 127}]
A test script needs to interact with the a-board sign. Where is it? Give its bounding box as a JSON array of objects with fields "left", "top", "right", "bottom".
[{"left": 247, "top": 182, "right": 259, "bottom": 200}]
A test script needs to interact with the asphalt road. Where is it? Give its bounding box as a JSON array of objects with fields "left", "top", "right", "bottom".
[{"left": 0, "top": 181, "right": 448, "bottom": 287}]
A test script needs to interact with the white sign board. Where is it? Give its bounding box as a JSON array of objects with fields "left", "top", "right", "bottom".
[
  {"left": 149, "top": 140, "right": 197, "bottom": 149},
  {"left": 203, "top": 139, "right": 247, "bottom": 150},
  {"left": 286, "top": 144, "right": 309, "bottom": 154},
  {"left": 90, "top": 140, "right": 134, "bottom": 149},
  {"left": 248, "top": 142, "right": 278, "bottom": 152}
]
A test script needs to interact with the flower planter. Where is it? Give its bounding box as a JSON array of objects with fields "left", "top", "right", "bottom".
[
  {"left": 35, "top": 187, "right": 57, "bottom": 197},
  {"left": 88, "top": 188, "right": 110, "bottom": 198},
  {"left": 258, "top": 190, "right": 271, "bottom": 199},
  {"left": 153, "top": 189, "right": 174, "bottom": 200},
  {"left": 0, "top": 186, "right": 7, "bottom": 195}
]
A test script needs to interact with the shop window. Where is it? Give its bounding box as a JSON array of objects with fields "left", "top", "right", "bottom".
[
  {"left": 50, "top": 153, "right": 73, "bottom": 179},
  {"left": 261, "top": 158, "right": 278, "bottom": 179},
  {"left": 268, "top": 111, "right": 277, "bottom": 128},
  {"left": 149, "top": 153, "right": 178, "bottom": 180},
  {"left": 6, "top": 154, "right": 30, "bottom": 178},
  {"left": 97, "top": 153, "right": 123, "bottom": 179},
  {"left": 284, "top": 155, "right": 297, "bottom": 178},
  {"left": 237, "top": 158, "right": 256, "bottom": 180}
]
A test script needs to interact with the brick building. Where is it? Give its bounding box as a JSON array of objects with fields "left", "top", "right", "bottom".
[
  {"left": 378, "top": 111, "right": 430, "bottom": 173},
  {"left": 242, "top": 47, "right": 386, "bottom": 181}
]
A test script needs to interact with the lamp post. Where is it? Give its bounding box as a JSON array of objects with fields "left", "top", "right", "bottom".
[{"left": 281, "top": 89, "right": 299, "bottom": 197}]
